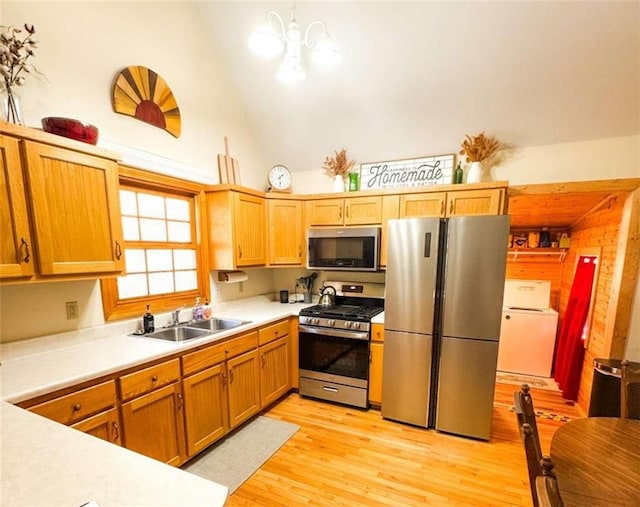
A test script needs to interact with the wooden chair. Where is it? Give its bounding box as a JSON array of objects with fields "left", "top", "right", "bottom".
[
  {"left": 621, "top": 360, "right": 640, "bottom": 420},
  {"left": 514, "top": 385, "right": 544, "bottom": 506},
  {"left": 514, "top": 384, "right": 541, "bottom": 454},
  {"left": 535, "top": 474, "right": 564, "bottom": 507}
]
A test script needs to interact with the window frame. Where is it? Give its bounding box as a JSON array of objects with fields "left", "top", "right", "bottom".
[{"left": 101, "top": 165, "right": 209, "bottom": 321}]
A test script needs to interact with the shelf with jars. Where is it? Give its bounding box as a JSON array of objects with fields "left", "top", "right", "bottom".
[{"left": 508, "top": 227, "right": 569, "bottom": 262}]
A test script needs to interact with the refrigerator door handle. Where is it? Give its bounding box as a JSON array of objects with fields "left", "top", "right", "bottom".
[{"left": 424, "top": 232, "right": 432, "bottom": 258}]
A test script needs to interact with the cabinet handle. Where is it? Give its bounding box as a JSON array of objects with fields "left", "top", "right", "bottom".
[
  {"left": 73, "top": 403, "right": 81, "bottom": 411},
  {"left": 151, "top": 375, "right": 158, "bottom": 383},
  {"left": 112, "top": 422, "right": 120, "bottom": 442},
  {"left": 222, "top": 372, "right": 227, "bottom": 386},
  {"left": 20, "top": 237, "right": 30, "bottom": 263},
  {"left": 345, "top": 206, "right": 349, "bottom": 219},
  {"left": 238, "top": 246, "right": 242, "bottom": 259},
  {"left": 338, "top": 207, "right": 342, "bottom": 219},
  {"left": 298, "top": 245, "right": 302, "bottom": 258},
  {"left": 115, "top": 240, "right": 122, "bottom": 259},
  {"left": 440, "top": 201, "right": 444, "bottom": 215},
  {"left": 229, "top": 369, "right": 234, "bottom": 383},
  {"left": 261, "top": 354, "right": 266, "bottom": 368},
  {"left": 448, "top": 201, "right": 454, "bottom": 215},
  {"left": 176, "top": 392, "right": 184, "bottom": 410}
]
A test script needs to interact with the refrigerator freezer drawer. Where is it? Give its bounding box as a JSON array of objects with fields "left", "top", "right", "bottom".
[
  {"left": 435, "top": 337, "right": 499, "bottom": 440},
  {"left": 381, "top": 330, "right": 433, "bottom": 427}
]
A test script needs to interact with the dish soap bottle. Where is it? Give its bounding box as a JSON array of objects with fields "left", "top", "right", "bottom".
[
  {"left": 143, "top": 304, "right": 155, "bottom": 334},
  {"left": 203, "top": 299, "right": 212, "bottom": 320},
  {"left": 454, "top": 162, "right": 464, "bottom": 184},
  {"left": 192, "top": 297, "right": 204, "bottom": 322}
]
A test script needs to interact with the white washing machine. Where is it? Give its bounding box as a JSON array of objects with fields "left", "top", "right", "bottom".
[{"left": 497, "top": 280, "right": 559, "bottom": 377}]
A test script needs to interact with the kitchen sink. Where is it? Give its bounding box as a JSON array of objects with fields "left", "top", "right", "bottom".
[
  {"left": 186, "top": 318, "right": 251, "bottom": 332},
  {"left": 144, "top": 326, "right": 212, "bottom": 342}
]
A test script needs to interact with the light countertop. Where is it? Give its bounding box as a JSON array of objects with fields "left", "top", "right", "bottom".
[{"left": 0, "top": 298, "right": 310, "bottom": 507}]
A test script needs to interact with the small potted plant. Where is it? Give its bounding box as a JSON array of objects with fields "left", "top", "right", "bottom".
[
  {"left": 322, "top": 148, "right": 356, "bottom": 192},
  {"left": 459, "top": 132, "right": 500, "bottom": 183},
  {"left": 0, "top": 23, "right": 43, "bottom": 125}
]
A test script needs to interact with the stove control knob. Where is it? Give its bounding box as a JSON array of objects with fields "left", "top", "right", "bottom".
[
  {"left": 353, "top": 322, "right": 361, "bottom": 329},
  {"left": 345, "top": 321, "right": 352, "bottom": 328},
  {"left": 328, "top": 319, "right": 335, "bottom": 327}
]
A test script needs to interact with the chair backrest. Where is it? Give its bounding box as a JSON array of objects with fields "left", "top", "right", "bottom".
[
  {"left": 520, "top": 422, "right": 543, "bottom": 506},
  {"left": 621, "top": 360, "right": 640, "bottom": 420},
  {"left": 535, "top": 474, "right": 564, "bottom": 507},
  {"left": 514, "top": 384, "right": 541, "bottom": 451}
]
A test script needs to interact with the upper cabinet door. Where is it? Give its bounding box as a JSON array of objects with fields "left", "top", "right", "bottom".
[
  {"left": 0, "top": 135, "right": 35, "bottom": 279},
  {"left": 268, "top": 199, "right": 303, "bottom": 265},
  {"left": 446, "top": 188, "right": 505, "bottom": 216},
  {"left": 233, "top": 192, "right": 266, "bottom": 266},
  {"left": 306, "top": 198, "right": 344, "bottom": 226},
  {"left": 22, "top": 141, "right": 124, "bottom": 275},
  {"left": 344, "top": 196, "right": 382, "bottom": 225},
  {"left": 399, "top": 192, "right": 446, "bottom": 218}
]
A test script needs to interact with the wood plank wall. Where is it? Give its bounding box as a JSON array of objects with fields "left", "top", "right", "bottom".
[{"left": 558, "top": 194, "right": 625, "bottom": 411}]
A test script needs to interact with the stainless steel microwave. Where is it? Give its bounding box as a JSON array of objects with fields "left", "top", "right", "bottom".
[{"left": 307, "top": 227, "right": 380, "bottom": 271}]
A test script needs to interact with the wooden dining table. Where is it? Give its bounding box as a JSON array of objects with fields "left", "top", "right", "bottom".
[{"left": 550, "top": 417, "right": 640, "bottom": 506}]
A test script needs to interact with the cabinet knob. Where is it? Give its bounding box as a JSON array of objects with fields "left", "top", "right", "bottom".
[
  {"left": 151, "top": 375, "right": 158, "bottom": 382},
  {"left": 73, "top": 403, "right": 81, "bottom": 411}
]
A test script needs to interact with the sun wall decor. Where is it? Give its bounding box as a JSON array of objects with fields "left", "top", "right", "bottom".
[{"left": 112, "top": 66, "right": 181, "bottom": 137}]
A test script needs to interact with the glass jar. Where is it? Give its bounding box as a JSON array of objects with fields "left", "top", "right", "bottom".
[{"left": 348, "top": 172, "right": 359, "bottom": 191}]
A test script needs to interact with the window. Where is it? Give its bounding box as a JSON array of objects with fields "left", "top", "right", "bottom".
[{"left": 101, "top": 166, "right": 207, "bottom": 321}]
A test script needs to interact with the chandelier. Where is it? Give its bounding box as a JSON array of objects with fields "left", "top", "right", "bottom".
[{"left": 248, "top": 3, "right": 342, "bottom": 84}]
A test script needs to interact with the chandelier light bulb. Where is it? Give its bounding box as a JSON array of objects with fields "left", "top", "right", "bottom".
[
  {"left": 310, "top": 33, "right": 342, "bottom": 65},
  {"left": 248, "top": 19, "right": 284, "bottom": 58}
]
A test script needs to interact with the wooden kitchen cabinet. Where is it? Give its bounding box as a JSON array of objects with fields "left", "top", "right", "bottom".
[
  {"left": 258, "top": 320, "right": 290, "bottom": 408},
  {"left": 182, "top": 363, "right": 228, "bottom": 457},
  {"left": 268, "top": 198, "right": 304, "bottom": 265},
  {"left": 71, "top": 407, "right": 121, "bottom": 445},
  {"left": 26, "top": 380, "right": 121, "bottom": 445},
  {"left": 399, "top": 192, "right": 447, "bottom": 218},
  {"left": 0, "top": 135, "right": 34, "bottom": 279},
  {"left": 0, "top": 127, "right": 124, "bottom": 282},
  {"left": 207, "top": 189, "right": 267, "bottom": 269},
  {"left": 306, "top": 196, "right": 382, "bottom": 226},
  {"left": 369, "top": 323, "right": 385, "bottom": 406},
  {"left": 119, "top": 359, "right": 187, "bottom": 466},
  {"left": 227, "top": 348, "right": 261, "bottom": 429},
  {"left": 446, "top": 188, "right": 505, "bottom": 216}
]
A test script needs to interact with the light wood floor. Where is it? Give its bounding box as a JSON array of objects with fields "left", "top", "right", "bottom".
[{"left": 226, "top": 382, "right": 582, "bottom": 506}]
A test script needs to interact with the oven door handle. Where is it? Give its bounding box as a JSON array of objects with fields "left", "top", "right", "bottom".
[{"left": 298, "top": 325, "right": 369, "bottom": 341}]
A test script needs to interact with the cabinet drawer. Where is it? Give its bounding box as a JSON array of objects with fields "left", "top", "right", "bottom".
[
  {"left": 182, "top": 331, "right": 258, "bottom": 376},
  {"left": 119, "top": 359, "right": 180, "bottom": 402},
  {"left": 371, "top": 323, "right": 385, "bottom": 343},
  {"left": 259, "top": 320, "right": 289, "bottom": 346},
  {"left": 28, "top": 380, "right": 116, "bottom": 425}
]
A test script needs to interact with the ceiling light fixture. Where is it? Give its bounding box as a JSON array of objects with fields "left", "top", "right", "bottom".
[{"left": 248, "top": 2, "right": 342, "bottom": 84}]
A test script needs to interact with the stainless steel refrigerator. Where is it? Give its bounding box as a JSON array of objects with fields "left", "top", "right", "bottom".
[{"left": 381, "top": 215, "right": 509, "bottom": 440}]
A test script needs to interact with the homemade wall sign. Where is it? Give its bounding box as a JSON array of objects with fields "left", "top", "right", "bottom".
[
  {"left": 112, "top": 66, "right": 181, "bottom": 138},
  {"left": 360, "top": 154, "right": 455, "bottom": 190}
]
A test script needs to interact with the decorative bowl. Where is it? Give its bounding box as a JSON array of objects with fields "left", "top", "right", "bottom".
[{"left": 41, "top": 117, "right": 99, "bottom": 145}]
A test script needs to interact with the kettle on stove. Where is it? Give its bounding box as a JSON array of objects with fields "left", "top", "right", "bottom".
[{"left": 319, "top": 285, "right": 336, "bottom": 306}]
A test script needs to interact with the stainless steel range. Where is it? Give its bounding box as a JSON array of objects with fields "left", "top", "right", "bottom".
[{"left": 298, "top": 281, "right": 384, "bottom": 408}]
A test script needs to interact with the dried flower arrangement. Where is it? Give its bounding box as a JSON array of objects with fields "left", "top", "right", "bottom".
[
  {"left": 0, "top": 23, "right": 43, "bottom": 123},
  {"left": 322, "top": 148, "right": 356, "bottom": 178},
  {"left": 459, "top": 132, "right": 500, "bottom": 163}
]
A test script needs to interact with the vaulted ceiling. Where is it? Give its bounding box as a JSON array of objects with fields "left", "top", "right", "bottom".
[{"left": 196, "top": 2, "right": 639, "bottom": 174}]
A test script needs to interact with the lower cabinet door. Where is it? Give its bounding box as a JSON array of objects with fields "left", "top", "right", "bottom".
[
  {"left": 260, "top": 336, "right": 290, "bottom": 408},
  {"left": 71, "top": 407, "right": 122, "bottom": 445},
  {"left": 182, "top": 363, "right": 229, "bottom": 457},
  {"left": 368, "top": 342, "right": 384, "bottom": 405},
  {"left": 120, "top": 383, "right": 187, "bottom": 466},
  {"left": 227, "top": 349, "right": 260, "bottom": 429}
]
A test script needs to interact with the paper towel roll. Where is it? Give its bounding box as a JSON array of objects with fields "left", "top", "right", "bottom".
[{"left": 218, "top": 271, "right": 248, "bottom": 283}]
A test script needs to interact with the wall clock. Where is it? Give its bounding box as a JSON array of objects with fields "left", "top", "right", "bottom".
[
  {"left": 268, "top": 165, "right": 292, "bottom": 192},
  {"left": 112, "top": 66, "right": 181, "bottom": 138}
]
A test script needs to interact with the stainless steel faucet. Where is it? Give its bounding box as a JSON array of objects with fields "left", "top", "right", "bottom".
[{"left": 171, "top": 306, "right": 186, "bottom": 326}]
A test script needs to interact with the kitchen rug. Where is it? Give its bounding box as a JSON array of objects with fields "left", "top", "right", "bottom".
[
  {"left": 496, "top": 372, "right": 560, "bottom": 391},
  {"left": 182, "top": 416, "right": 299, "bottom": 494}
]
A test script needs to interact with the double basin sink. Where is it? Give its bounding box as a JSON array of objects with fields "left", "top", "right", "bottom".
[{"left": 142, "top": 318, "right": 251, "bottom": 342}]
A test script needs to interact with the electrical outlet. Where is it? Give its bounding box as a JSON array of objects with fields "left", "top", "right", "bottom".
[{"left": 66, "top": 301, "right": 79, "bottom": 320}]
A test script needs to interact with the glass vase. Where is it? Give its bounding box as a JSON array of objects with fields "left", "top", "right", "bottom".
[{"left": 1, "top": 86, "right": 24, "bottom": 125}]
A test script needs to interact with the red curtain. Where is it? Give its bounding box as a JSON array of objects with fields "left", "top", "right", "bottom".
[{"left": 554, "top": 256, "right": 597, "bottom": 401}]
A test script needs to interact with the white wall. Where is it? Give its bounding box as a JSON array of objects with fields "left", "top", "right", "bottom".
[{"left": 2, "top": 1, "right": 267, "bottom": 188}]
